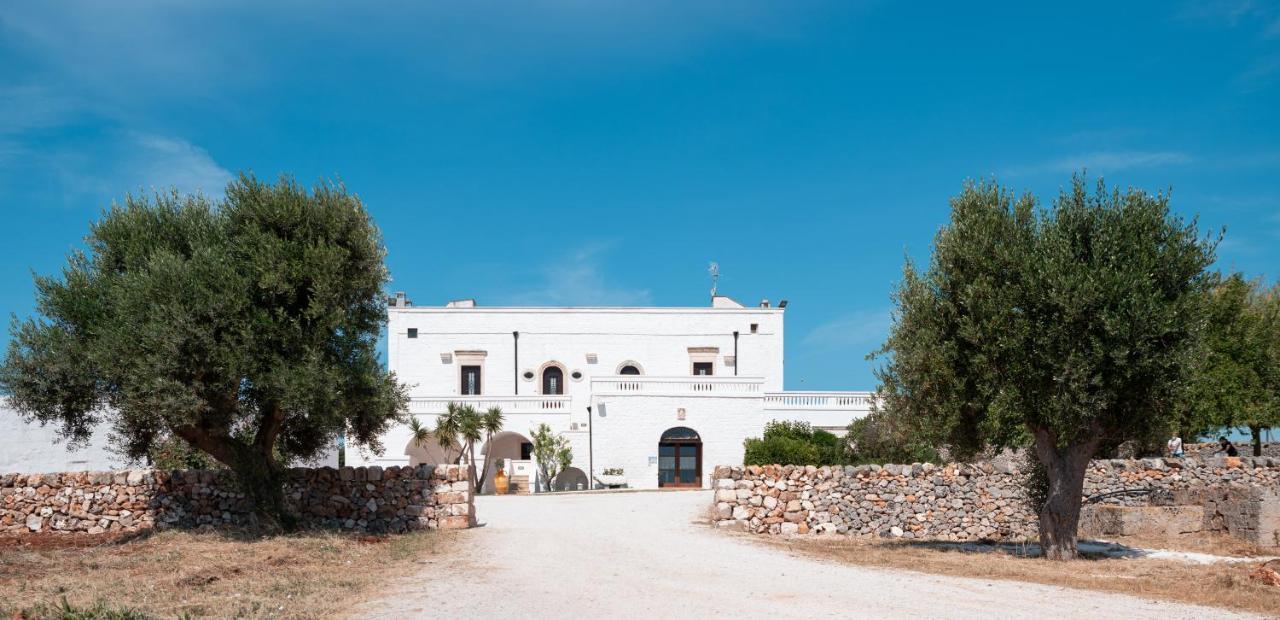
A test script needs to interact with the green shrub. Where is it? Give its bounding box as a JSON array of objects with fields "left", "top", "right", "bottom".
[
  {"left": 845, "top": 409, "right": 940, "bottom": 464},
  {"left": 743, "top": 421, "right": 847, "bottom": 466}
]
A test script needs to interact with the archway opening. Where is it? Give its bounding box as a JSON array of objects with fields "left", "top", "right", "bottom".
[
  {"left": 552, "top": 467, "right": 589, "bottom": 491},
  {"left": 619, "top": 365, "right": 641, "bottom": 375},
  {"left": 404, "top": 430, "right": 462, "bottom": 467},
  {"left": 658, "top": 426, "right": 702, "bottom": 488},
  {"left": 481, "top": 431, "right": 534, "bottom": 494}
]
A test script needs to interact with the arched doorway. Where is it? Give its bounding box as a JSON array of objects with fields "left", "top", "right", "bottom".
[
  {"left": 619, "top": 365, "right": 641, "bottom": 375},
  {"left": 480, "top": 431, "right": 534, "bottom": 494},
  {"left": 404, "top": 431, "right": 462, "bottom": 467},
  {"left": 542, "top": 366, "right": 565, "bottom": 395},
  {"left": 658, "top": 426, "right": 702, "bottom": 488},
  {"left": 552, "top": 467, "right": 589, "bottom": 491}
]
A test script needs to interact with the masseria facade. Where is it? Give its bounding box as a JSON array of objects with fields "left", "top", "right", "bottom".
[{"left": 345, "top": 293, "right": 872, "bottom": 491}]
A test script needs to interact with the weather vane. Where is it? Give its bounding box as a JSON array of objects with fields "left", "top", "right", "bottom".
[{"left": 709, "top": 262, "right": 719, "bottom": 298}]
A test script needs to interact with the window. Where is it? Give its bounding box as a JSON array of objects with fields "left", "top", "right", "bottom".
[
  {"left": 520, "top": 442, "right": 534, "bottom": 460},
  {"left": 542, "top": 366, "right": 564, "bottom": 395},
  {"left": 407, "top": 328, "right": 418, "bottom": 339},
  {"left": 750, "top": 323, "right": 758, "bottom": 334},
  {"left": 619, "top": 365, "right": 641, "bottom": 375},
  {"left": 461, "top": 365, "right": 481, "bottom": 395},
  {"left": 570, "top": 370, "right": 583, "bottom": 380},
  {"left": 693, "top": 362, "right": 713, "bottom": 376}
]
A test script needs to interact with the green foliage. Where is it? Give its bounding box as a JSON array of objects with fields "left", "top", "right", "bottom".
[
  {"left": 0, "top": 174, "right": 408, "bottom": 527},
  {"left": 873, "top": 175, "right": 1216, "bottom": 558},
  {"left": 430, "top": 403, "right": 503, "bottom": 492},
  {"left": 1177, "top": 274, "right": 1280, "bottom": 453},
  {"left": 144, "top": 436, "right": 221, "bottom": 470},
  {"left": 529, "top": 423, "right": 571, "bottom": 492},
  {"left": 844, "top": 408, "right": 941, "bottom": 464},
  {"left": 15, "top": 598, "right": 154, "bottom": 620},
  {"left": 1021, "top": 456, "right": 1050, "bottom": 515},
  {"left": 743, "top": 420, "right": 847, "bottom": 466}
]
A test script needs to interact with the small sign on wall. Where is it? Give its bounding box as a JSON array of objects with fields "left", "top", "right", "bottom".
[{"left": 677, "top": 407, "right": 686, "bottom": 420}]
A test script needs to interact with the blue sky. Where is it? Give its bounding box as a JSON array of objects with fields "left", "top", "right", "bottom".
[{"left": 2, "top": 1, "right": 1278, "bottom": 391}]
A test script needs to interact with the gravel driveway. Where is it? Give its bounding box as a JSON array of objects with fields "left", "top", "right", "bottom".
[{"left": 359, "top": 490, "right": 1259, "bottom": 619}]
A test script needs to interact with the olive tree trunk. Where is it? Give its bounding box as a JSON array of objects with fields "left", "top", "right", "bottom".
[
  {"left": 175, "top": 407, "right": 296, "bottom": 532},
  {"left": 1032, "top": 429, "right": 1101, "bottom": 561}
]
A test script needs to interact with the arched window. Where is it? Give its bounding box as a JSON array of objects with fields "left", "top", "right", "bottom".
[
  {"left": 619, "top": 365, "right": 640, "bottom": 375},
  {"left": 542, "top": 366, "right": 564, "bottom": 395}
]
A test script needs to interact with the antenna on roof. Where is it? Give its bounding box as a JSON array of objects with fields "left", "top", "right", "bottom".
[{"left": 708, "top": 262, "right": 720, "bottom": 299}]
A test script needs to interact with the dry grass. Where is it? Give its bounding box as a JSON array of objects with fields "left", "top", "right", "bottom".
[
  {"left": 760, "top": 535, "right": 1280, "bottom": 617},
  {"left": 0, "top": 528, "right": 444, "bottom": 619}
]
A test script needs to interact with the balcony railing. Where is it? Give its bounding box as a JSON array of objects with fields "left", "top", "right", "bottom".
[
  {"left": 763, "top": 391, "right": 877, "bottom": 410},
  {"left": 407, "top": 395, "right": 572, "bottom": 415},
  {"left": 591, "top": 375, "right": 764, "bottom": 397}
]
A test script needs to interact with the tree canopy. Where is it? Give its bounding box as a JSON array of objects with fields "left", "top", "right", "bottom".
[
  {"left": 1178, "top": 274, "right": 1280, "bottom": 453},
  {"left": 873, "top": 176, "right": 1216, "bottom": 559},
  {"left": 1, "top": 174, "right": 408, "bottom": 528}
]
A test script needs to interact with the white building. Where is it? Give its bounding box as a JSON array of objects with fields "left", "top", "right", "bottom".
[{"left": 346, "top": 294, "right": 872, "bottom": 491}]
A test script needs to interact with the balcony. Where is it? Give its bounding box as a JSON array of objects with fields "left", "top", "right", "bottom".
[
  {"left": 407, "top": 395, "right": 572, "bottom": 415},
  {"left": 591, "top": 375, "right": 764, "bottom": 397},
  {"left": 763, "top": 391, "right": 876, "bottom": 432},
  {"left": 763, "top": 391, "right": 876, "bottom": 411}
]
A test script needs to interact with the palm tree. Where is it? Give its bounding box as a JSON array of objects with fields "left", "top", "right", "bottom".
[
  {"left": 476, "top": 407, "right": 506, "bottom": 493},
  {"left": 432, "top": 403, "right": 504, "bottom": 493}
]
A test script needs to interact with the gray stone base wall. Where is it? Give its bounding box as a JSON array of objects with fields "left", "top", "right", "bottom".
[
  {"left": 1, "top": 464, "right": 474, "bottom": 536},
  {"left": 712, "top": 458, "right": 1280, "bottom": 545}
]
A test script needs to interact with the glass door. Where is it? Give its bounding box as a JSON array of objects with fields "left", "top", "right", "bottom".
[{"left": 658, "top": 442, "right": 701, "bottom": 488}]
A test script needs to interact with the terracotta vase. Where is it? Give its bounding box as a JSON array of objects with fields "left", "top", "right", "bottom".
[{"left": 494, "top": 467, "right": 509, "bottom": 495}]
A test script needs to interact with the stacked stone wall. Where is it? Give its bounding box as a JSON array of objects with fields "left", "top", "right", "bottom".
[
  {"left": 712, "top": 457, "right": 1280, "bottom": 544},
  {"left": 1183, "top": 442, "right": 1280, "bottom": 459},
  {"left": 1, "top": 464, "right": 474, "bottom": 536}
]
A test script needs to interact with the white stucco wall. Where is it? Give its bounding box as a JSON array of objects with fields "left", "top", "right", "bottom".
[
  {"left": 387, "top": 304, "right": 785, "bottom": 429},
  {"left": 0, "top": 402, "right": 123, "bottom": 473},
  {"left": 591, "top": 393, "right": 763, "bottom": 490},
  {"left": 367, "top": 298, "right": 870, "bottom": 491}
]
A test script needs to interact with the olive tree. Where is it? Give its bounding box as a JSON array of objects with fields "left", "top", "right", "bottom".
[
  {"left": 0, "top": 175, "right": 408, "bottom": 530},
  {"left": 529, "top": 423, "right": 571, "bottom": 492},
  {"left": 874, "top": 176, "right": 1215, "bottom": 559},
  {"left": 1181, "top": 275, "right": 1280, "bottom": 455}
]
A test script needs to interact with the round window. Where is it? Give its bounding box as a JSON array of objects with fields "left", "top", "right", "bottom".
[
  {"left": 522, "top": 370, "right": 535, "bottom": 380},
  {"left": 570, "top": 370, "right": 583, "bottom": 381}
]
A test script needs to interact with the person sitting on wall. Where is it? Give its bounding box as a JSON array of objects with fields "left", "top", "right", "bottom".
[
  {"left": 1217, "top": 436, "right": 1239, "bottom": 457},
  {"left": 1166, "top": 435, "right": 1184, "bottom": 457}
]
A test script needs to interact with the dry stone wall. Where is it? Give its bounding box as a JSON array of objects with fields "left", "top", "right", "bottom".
[
  {"left": 1, "top": 464, "right": 474, "bottom": 536},
  {"left": 712, "top": 457, "right": 1280, "bottom": 544}
]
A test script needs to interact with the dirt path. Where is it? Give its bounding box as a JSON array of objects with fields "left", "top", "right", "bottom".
[{"left": 359, "top": 491, "right": 1260, "bottom": 619}]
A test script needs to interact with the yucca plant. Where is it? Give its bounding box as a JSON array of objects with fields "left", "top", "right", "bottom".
[{"left": 429, "top": 403, "right": 504, "bottom": 493}]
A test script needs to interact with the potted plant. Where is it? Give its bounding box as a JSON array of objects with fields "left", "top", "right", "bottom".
[
  {"left": 597, "top": 467, "right": 626, "bottom": 488},
  {"left": 494, "top": 458, "right": 510, "bottom": 495}
]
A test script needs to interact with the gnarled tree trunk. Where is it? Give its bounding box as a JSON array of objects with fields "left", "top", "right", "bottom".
[
  {"left": 1031, "top": 428, "right": 1101, "bottom": 561},
  {"left": 175, "top": 403, "right": 296, "bottom": 532}
]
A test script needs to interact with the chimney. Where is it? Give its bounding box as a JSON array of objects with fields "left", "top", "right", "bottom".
[{"left": 759, "top": 299, "right": 770, "bottom": 308}]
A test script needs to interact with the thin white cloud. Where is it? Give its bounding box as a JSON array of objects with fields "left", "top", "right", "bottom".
[
  {"left": 503, "top": 244, "right": 653, "bottom": 307},
  {"left": 1004, "top": 150, "right": 1192, "bottom": 177},
  {"left": 802, "top": 308, "right": 892, "bottom": 351},
  {"left": 120, "top": 132, "right": 233, "bottom": 198},
  {"left": 6, "top": 130, "right": 232, "bottom": 209}
]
